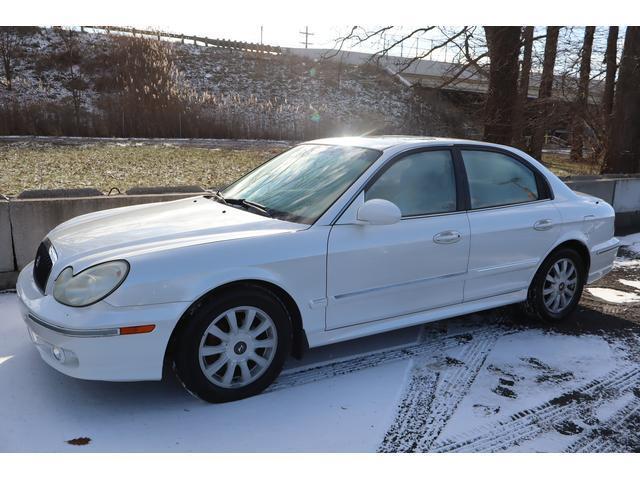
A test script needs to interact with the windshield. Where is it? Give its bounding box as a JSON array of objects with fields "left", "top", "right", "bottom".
[{"left": 222, "top": 144, "right": 381, "bottom": 224}]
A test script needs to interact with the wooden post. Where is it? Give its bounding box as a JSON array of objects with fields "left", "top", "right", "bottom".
[{"left": 181, "top": 34, "right": 184, "bottom": 44}]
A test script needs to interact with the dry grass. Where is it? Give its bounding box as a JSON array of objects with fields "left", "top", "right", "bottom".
[
  {"left": 0, "top": 143, "right": 286, "bottom": 196},
  {"left": 541, "top": 153, "right": 603, "bottom": 177},
  {"left": 0, "top": 143, "right": 601, "bottom": 197}
]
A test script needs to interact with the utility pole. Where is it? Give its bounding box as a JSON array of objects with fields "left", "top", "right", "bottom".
[
  {"left": 300, "top": 26, "right": 314, "bottom": 48},
  {"left": 260, "top": 25, "right": 263, "bottom": 44}
]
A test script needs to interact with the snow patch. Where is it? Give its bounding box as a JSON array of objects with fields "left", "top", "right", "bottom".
[
  {"left": 619, "top": 279, "right": 640, "bottom": 290},
  {"left": 614, "top": 258, "right": 640, "bottom": 269},
  {"left": 586, "top": 287, "right": 640, "bottom": 304}
]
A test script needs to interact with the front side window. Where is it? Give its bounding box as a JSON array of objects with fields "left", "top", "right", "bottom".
[
  {"left": 222, "top": 144, "right": 381, "bottom": 224},
  {"left": 462, "top": 150, "right": 540, "bottom": 209},
  {"left": 365, "top": 150, "right": 457, "bottom": 217}
]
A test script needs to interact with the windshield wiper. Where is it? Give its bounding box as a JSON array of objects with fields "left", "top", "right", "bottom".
[
  {"left": 204, "top": 190, "right": 228, "bottom": 205},
  {"left": 225, "top": 198, "right": 274, "bottom": 218}
]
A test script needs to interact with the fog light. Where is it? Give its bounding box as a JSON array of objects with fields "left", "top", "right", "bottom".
[{"left": 52, "top": 346, "right": 66, "bottom": 363}]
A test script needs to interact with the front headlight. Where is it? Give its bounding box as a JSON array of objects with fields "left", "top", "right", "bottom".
[{"left": 53, "top": 260, "right": 129, "bottom": 307}]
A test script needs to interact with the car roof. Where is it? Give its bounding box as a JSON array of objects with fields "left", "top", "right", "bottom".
[{"left": 302, "top": 135, "right": 503, "bottom": 151}]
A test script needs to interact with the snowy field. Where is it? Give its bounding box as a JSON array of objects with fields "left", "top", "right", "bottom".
[{"left": 2, "top": 240, "right": 640, "bottom": 452}]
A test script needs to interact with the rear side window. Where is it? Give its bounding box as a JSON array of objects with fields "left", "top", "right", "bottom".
[
  {"left": 366, "top": 150, "right": 457, "bottom": 217},
  {"left": 462, "top": 150, "right": 540, "bottom": 209}
]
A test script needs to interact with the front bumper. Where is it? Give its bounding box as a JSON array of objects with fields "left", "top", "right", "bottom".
[{"left": 16, "top": 262, "right": 190, "bottom": 381}]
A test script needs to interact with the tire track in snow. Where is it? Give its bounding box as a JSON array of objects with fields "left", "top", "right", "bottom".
[
  {"left": 432, "top": 366, "right": 640, "bottom": 452},
  {"left": 565, "top": 394, "right": 640, "bottom": 452},
  {"left": 378, "top": 326, "right": 503, "bottom": 452},
  {"left": 268, "top": 322, "right": 505, "bottom": 394}
]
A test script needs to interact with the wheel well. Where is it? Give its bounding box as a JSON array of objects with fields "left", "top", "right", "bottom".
[
  {"left": 551, "top": 239, "right": 591, "bottom": 273},
  {"left": 164, "top": 280, "right": 308, "bottom": 369}
]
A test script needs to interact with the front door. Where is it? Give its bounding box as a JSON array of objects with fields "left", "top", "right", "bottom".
[{"left": 326, "top": 149, "right": 470, "bottom": 329}]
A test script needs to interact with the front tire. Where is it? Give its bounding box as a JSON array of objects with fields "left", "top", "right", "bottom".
[
  {"left": 173, "top": 286, "right": 292, "bottom": 403},
  {"left": 523, "top": 248, "right": 586, "bottom": 322}
]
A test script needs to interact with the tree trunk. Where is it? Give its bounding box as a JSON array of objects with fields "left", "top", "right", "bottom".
[
  {"left": 2, "top": 56, "right": 11, "bottom": 90},
  {"left": 595, "top": 26, "right": 619, "bottom": 162},
  {"left": 513, "top": 26, "right": 534, "bottom": 149},
  {"left": 602, "top": 27, "right": 640, "bottom": 174},
  {"left": 483, "top": 26, "right": 522, "bottom": 145},
  {"left": 529, "top": 26, "right": 560, "bottom": 160},
  {"left": 602, "top": 26, "right": 619, "bottom": 123},
  {"left": 570, "top": 26, "right": 596, "bottom": 162}
]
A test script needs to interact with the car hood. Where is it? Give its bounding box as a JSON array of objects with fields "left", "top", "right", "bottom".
[{"left": 47, "top": 196, "right": 306, "bottom": 263}]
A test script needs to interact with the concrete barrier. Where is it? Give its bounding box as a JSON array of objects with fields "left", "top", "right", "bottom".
[
  {"left": 611, "top": 178, "right": 640, "bottom": 213},
  {"left": 3, "top": 174, "right": 640, "bottom": 290},
  {"left": 0, "top": 198, "right": 14, "bottom": 272},
  {"left": 564, "top": 178, "right": 616, "bottom": 205},
  {"left": 9, "top": 193, "right": 200, "bottom": 272},
  {"left": 564, "top": 175, "right": 640, "bottom": 231}
]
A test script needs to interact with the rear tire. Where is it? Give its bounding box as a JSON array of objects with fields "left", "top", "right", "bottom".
[
  {"left": 523, "top": 248, "right": 586, "bottom": 322},
  {"left": 173, "top": 285, "right": 292, "bottom": 403}
]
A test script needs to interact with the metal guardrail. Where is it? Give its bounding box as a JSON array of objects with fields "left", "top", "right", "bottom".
[
  {"left": 81, "top": 26, "right": 282, "bottom": 55},
  {"left": 544, "top": 134, "right": 569, "bottom": 148}
]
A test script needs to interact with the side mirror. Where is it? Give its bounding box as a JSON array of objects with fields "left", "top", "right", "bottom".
[{"left": 356, "top": 199, "right": 401, "bottom": 225}]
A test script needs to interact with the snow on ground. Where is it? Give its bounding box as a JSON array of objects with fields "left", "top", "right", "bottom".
[
  {"left": 587, "top": 287, "right": 640, "bottom": 304},
  {"left": 584, "top": 233, "right": 640, "bottom": 305},
  {"left": 2, "top": 281, "right": 640, "bottom": 452},
  {"left": 620, "top": 232, "right": 640, "bottom": 256},
  {"left": 0, "top": 291, "right": 412, "bottom": 452}
]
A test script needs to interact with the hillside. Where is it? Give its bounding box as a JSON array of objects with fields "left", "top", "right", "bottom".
[{"left": 0, "top": 28, "right": 477, "bottom": 139}]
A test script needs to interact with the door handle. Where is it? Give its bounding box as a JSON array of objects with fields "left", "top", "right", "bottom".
[
  {"left": 433, "top": 230, "right": 462, "bottom": 244},
  {"left": 534, "top": 219, "right": 554, "bottom": 231}
]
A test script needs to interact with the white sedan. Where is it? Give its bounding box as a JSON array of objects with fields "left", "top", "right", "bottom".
[{"left": 16, "top": 136, "right": 620, "bottom": 402}]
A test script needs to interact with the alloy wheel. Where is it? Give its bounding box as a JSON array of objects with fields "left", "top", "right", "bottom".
[
  {"left": 543, "top": 258, "right": 578, "bottom": 314},
  {"left": 198, "top": 306, "right": 278, "bottom": 388}
]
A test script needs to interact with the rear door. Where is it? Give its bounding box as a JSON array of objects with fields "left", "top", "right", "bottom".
[
  {"left": 326, "top": 148, "right": 471, "bottom": 329},
  {"left": 459, "top": 147, "right": 561, "bottom": 302}
]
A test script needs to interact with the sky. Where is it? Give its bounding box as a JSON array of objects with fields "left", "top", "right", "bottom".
[
  {"left": 5, "top": 0, "right": 634, "bottom": 68},
  {"left": 81, "top": 24, "right": 623, "bottom": 76}
]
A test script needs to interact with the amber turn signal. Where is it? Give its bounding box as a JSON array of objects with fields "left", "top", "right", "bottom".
[{"left": 119, "top": 325, "right": 155, "bottom": 335}]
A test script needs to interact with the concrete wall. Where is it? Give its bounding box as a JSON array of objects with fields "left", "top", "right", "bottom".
[
  {"left": 564, "top": 176, "right": 640, "bottom": 231},
  {"left": 563, "top": 178, "right": 616, "bottom": 205},
  {"left": 0, "top": 192, "right": 198, "bottom": 289},
  {"left": 2, "top": 176, "right": 640, "bottom": 290},
  {"left": 0, "top": 198, "right": 14, "bottom": 272},
  {"left": 611, "top": 178, "right": 640, "bottom": 213}
]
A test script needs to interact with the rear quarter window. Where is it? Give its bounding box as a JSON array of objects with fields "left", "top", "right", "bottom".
[{"left": 462, "top": 150, "right": 540, "bottom": 209}]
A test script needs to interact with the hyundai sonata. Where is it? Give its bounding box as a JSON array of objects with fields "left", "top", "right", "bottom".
[{"left": 16, "top": 136, "right": 620, "bottom": 402}]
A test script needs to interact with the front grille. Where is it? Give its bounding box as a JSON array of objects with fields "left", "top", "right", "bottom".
[{"left": 33, "top": 240, "right": 53, "bottom": 293}]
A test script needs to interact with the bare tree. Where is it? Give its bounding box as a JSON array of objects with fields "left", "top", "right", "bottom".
[
  {"left": 483, "top": 26, "right": 522, "bottom": 144},
  {"left": 602, "top": 26, "right": 619, "bottom": 123},
  {"left": 570, "top": 26, "right": 595, "bottom": 162},
  {"left": 0, "top": 28, "right": 18, "bottom": 90},
  {"left": 602, "top": 27, "right": 640, "bottom": 174},
  {"left": 329, "top": 26, "right": 526, "bottom": 144},
  {"left": 513, "top": 26, "right": 534, "bottom": 149},
  {"left": 0, "top": 27, "right": 38, "bottom": 91},
  {"left": 54, "top": 28, "right": 89, "bottom": 135},
  {"left": 529, "top": 26, "right": 560, "bottom": 160}
]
